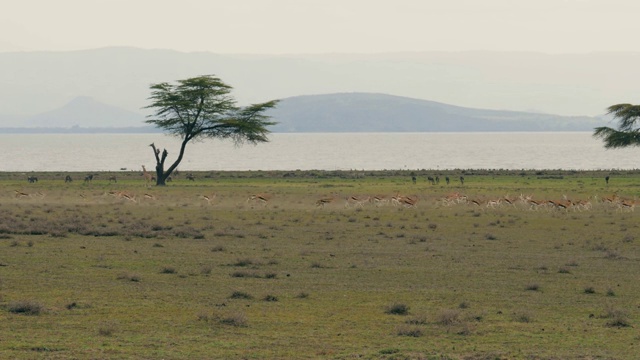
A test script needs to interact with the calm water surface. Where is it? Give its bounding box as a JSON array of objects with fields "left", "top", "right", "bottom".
[{"left": 0, "top": 133, "right": 637, "bottom": 172}]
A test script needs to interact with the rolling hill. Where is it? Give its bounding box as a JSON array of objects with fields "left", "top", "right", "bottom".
[
  {"left": 0, "top": 92, "right": 605, "bottom": 133},
  {"left": 268, "top": 93, "right": 605, "bottom": 132}
]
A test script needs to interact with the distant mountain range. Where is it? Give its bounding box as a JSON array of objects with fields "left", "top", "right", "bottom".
[
  {"left": 0, "top": 92, "right": 604, "bottom": 133},
  {"left": 269, "top": 93, "right": 604, "bottom": 132},
  {"left": 1, "top": 47, "right": 639, "bottom": 121}
]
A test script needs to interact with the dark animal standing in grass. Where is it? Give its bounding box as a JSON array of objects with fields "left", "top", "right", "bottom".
[
  {"left": 435, "top": 176, "right": 440, "bottom": 184},
  {"left": 412, "top": 176, "right": 416, "bottom": 184},
  {"left": 605, "top": 176, "right": 610, "bottom": 185},
  {"left": 460, "top": 176, "right": 465, "bottom": 185},
  {"left": 27, "top": 176, "right": 38, "bottom": 183},
  {"left": 427, "top": 176, "right": 435, "bottom": 185},
  {"left": 108, "top": 176, "right": 117, "bottom": 183},
  {"left": 445, "top": 176, "right": 450, "bottom": 185},
  {"left": 84, "top": 174, "right": 93, "bottom": 183},
  {"left": 65, "top": 175, "right": 73, "bottom": 183},
  {"left": 186, "top": 174, "right": 195, "bottom": 181}
]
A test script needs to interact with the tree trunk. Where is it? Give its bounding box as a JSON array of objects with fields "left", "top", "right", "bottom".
[{"left": 149, "top": 137, "right": 190, "bottom": 186}]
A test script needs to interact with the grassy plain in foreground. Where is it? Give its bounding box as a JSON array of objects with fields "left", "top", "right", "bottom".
[{"left": 0, "top": 169, "right": 639, "bottom": 359}]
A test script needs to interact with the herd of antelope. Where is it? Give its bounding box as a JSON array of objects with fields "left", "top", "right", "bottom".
[
  {"left": 438, "top": 192, "right": 636, "bottom": 212},
  {"left": 8, "top": 188, "right": 637, "bottom": 213}
]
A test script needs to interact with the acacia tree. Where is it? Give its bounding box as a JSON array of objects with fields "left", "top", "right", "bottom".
[
  {"left": 593, "top": 104, "right": 640, "bottom": 148},
  {"left": 145, "top": 75, "right": 278, "bottom": 186}
]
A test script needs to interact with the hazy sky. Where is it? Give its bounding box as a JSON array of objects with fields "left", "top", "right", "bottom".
[{"left": 3, "top": 0, "right": 640, "bottom": 54}]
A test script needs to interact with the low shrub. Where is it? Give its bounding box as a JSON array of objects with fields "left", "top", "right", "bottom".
[
  {"left": 385, "top": 302, "right": 410, "bottom": 315},
  {"left": 396, "top": 325, "right": 423, "bottom": 337},
  {"left": 8, "top": 300, "right": 45, "bottom": 315}
]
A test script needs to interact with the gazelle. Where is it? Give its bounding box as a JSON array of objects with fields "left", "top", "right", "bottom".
[
  {"left": 141, "top": 165, "right": 153, "bottom": 187},
  {"left": 345, "top": 195, "right": 370, "bottom": 208},
  {"left": 14, "top": 190, "right": 29, "bottom": 198},
  {"left": 200, "top": 194, "right": 217, "bottom": 205},
  {"left": 371, "top": 195, "right": 389, "bottom": 207},
  {"left": 617, "top": 199, "right": 636, "bottom": 212},
  {"left": 392, "top": 194, "right": 418, "bottom": 208},
  {"left": 315, "top": 195, "right": 337, "bottom": 208},
  {"left": 247, "top": 193, "right": 272, "bottom": 207}
]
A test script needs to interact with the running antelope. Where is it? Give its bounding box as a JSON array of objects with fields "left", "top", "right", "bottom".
[
  {"left": 247, "top": 193, "right": 272, "bottom": 207},
  {"left": 345, "top": 195, "right": 370, "bottom": 208}
]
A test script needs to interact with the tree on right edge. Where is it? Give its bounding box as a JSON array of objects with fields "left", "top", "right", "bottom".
[{"left": 593, "top": 104, "right": 640, "bottom": 148}]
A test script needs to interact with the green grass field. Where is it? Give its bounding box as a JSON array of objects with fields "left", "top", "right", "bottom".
[{"left": 0, "top": 170, "right": 639, "bottom": 359}]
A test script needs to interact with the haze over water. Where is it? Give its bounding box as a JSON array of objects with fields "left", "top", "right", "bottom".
[{"left": 1, "top": 133, "right": 637, "bottom": 172}]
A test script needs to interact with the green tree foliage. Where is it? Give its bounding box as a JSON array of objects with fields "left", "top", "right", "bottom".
[
  {"left": 593, "top": 104, "right": 640, "bottom": 148},
  {"left": 145, "top": 75, "right": 278, "bottom": 185}
]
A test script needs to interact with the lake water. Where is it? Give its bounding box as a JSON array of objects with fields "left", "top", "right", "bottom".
[{"left": 0, "top": 132, "right": 637, "bottom": 172}]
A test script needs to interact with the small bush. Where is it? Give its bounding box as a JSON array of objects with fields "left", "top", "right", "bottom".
[
  {"left": 8, "top": 300, "right": 44, "bottom": 315},
  {"left": 160, "top": 266, "right": 177, "bottom": 274},
  {"left": 513, "top": 311, "right": 533, "bottom": 323},
  {"left": 116, "top": 272, "right": 141, "bottom": 282},
  {"left": 233, "top": 258, "right": 256, "bottom": 267},
  {"left": 525, "top": 283, "right": 540, "bottom": 291},
  {"left": 396, "top": 325, "right": 423, "bottom": 337},
  {"left": 602, "top": 307, "right": 631, "bottom": 328},
  {"left": 405, "top": 315, "right": 427, "bottom": 325},
  {"left": 437, "top": 309, "right": 460, "bottom": 326},
  {"left": 385, "top": 302, "right": 410, "bottom": 315},
  {"left": 230, "top": 270, "right": 259, "bottom": 278},
  {"left": 606, "top": 288, "right": 616, "bottom": 297},
  {"left": 97, "top": 321, "right": 117, "bottom": 336},
  {"left": 211, "top": 245, "right": 225, "bottom": 252},
  {"left": 263, "top": 294, "right": 278, "bottom": 302},
  {"left": 584, "top": 286, "right": 596, "bottom": 294},
  {"left": 230, "top": 291, "right": 253, "bottom": 300},
  {"left": 220, "top": 312, "right": 248, "bottom": 327}
]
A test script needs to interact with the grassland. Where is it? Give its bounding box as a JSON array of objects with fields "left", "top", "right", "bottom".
[{"left": 0, "top": 169, "right": 639, "bottom": 359}]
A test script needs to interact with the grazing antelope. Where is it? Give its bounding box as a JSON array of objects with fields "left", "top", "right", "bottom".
[
  {"left": 84, "top": 174, "right": 93, "bottom": 183},
  {"left": 143, "top": 193, "right": 157, "bottom": 201},
  {"left": 64, "top": 175, "right": 73, "bottom": 183},
  {"left": 108, "top": 176, "right": 117, "bottom": 183},
  {"left": 186, "top": 173, "right": 196, "bottom": 181},
  {"left": 27, "top": 176, "right": 38, "bottom": 183}
]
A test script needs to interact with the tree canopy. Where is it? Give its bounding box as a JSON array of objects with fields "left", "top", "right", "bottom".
[
  {"left": 593, "top": 104, "right": 640, "bottom": 148},
  {"left": 145, "top": 75, "right": 278, "bottom": 185}
]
